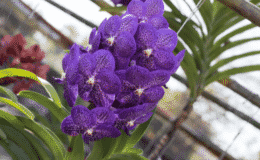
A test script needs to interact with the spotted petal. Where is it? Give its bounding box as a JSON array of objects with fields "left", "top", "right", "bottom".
[
  {"left": 125, "top": 65, "right": 152, "bottom": 87},
  {"left": 82, "top": 124, "right": 121, "bottom": 144},
  {"left": 93, "top": 49, "right": 115, "bottom": 73},
  {"left": 114, "top": 31, "right": 136, "bottom": 58},
  {"left": 155, "top": 29, "right": 178, "bottom": 52},
  {"left": 145, "top": 0, "right": 164, "bottom": 18},
  {"left": 171, "top": 49, "right": 185, "bottom": 74},
  {"left": 134, "top": 23, "right": 157, "bottom": 50},
  {"left": 135, "top": 112, "right": 153, "bottom": 124},
  {"left": 126, "top": 0, "right": 147, "bottom": 19},
  {"left": 148, "top": 15, "right": 169, "bottom": 30},
  {"left": 119, "top": 14, "right": 138, "bottom": 35},
  {"left": 96, "top": 70, "right": 121, "bottom": 94},
  {"left": 143, "top": 86, "right": 164, "bottom": 103},
  {"left": 64, "top": 81, "right": 78, "bottom": 107},
  {"left": 61, "top": 115, "right": 80, "bottom": 136},
  {"left": 92, "top": 107, "right": 116, "bottom": 124},
  {"left": 71, "top": 105, "right": 97, "bottom": 129}
]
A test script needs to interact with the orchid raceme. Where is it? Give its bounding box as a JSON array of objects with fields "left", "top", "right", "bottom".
[{"left": 58, "top": 0, "right": 185, "bottom": 146}]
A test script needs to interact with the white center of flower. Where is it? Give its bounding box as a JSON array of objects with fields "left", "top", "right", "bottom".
[
  {"left": 85, "top": 128, "right": 94, "bottom": 136},
  {"left": 135, "top": 88, "right": 144, "bottom": 97},
  {"left": 61, "top": 72, "right": 66, "bottom": 79},
  {"left": 107, "top": 36, "right": 115, "bottom": 46},
  {"left": 127, "top": 120, "right": 135, "bottom": 127},
  {"left": 87, "top": 76, "right": 95, "bottom": 85},
  {"left": 143, "top": 48, "right": 153, "bottom": 57},
  {"left": 87, "top": 44, "right": 92, "bottom": 51}
]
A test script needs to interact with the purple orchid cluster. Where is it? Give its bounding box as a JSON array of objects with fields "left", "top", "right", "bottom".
[{"left": 58, "top": 0, "right": 185, "bottom": 144}]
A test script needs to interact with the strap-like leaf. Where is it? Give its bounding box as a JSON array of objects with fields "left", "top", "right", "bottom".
[
  {"left": 206, "top": 65, "right": 260, "bottom": 86},
  {"left": 107, "top": 153, "right": 148, "bottom": 160},
  {"left": 0, "top": 86, "right": 18, "bottom": 102},
  {"left": 0, "top": 97, "right": 34, "bottom": 120},
  {"left": 207, "top": 51, "right": 260, "bottom": 77},
  {"left": 214, "top": 23, "right": 256, "bottom": 48},
  {"left": 0, "top": 68, "right": 63, "bottom": 108},
  {"left": 18, "top": 90, "right": 69, "bottom": 122},
  {"left": 65, "top": 136, "right": 84, "bottom": 160},
  {"left": 38, "top": 77, "right": 63, "bottom": 108},
  {"left": 0, "top": 68, "right": 40, "bottom": 82},
  {"left": 17, "top": 117, "right": 66, "bottom": 160},
  {"left": 209, "top": 37, "right": 260, "bottom": 62},
  {"left": 0, "top": 118, "right": 41, "bottom": 160},
  {"left": 124, "top": 148, "right": 143, "bottom": 155},
  {"left": 0, "top": 110, "right": 24, "bottom": 129},
  {"left": 0, "top": 135, "right": 29, "bottom": 160}
]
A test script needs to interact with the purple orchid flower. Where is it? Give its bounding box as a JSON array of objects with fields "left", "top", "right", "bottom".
[
  {"left": 132, "top": 23, "right": 184, "bottom": 73},
  {"left": 115, "top": 65, "right": 170, "bottom": 108},
  {"left": 114, "top": 103, "right": 155, "bottom": 135},
  {"left": 78, "top": 49, "right": 121, "bottom": 107},
  {"left": 61, "top": 105, "right": 121, "bottom": 144}
]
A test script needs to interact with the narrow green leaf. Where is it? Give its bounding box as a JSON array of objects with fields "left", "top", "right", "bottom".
[
  {"left": 0, "top": 119, "right": 41, "bottom": 160},
  {"left": 214, "top": 23, "right": 256, "bottom": 48},
  {"left": 101, "top": 137, "right": 120, "bottom": 159},
  {"left": 206, "top": 65, "right": 260, "bottom": 86},
  {"left": 87, "top": 140, "right": 104, "bottom": 160},
  {"left": 100, "top": 6, "right": 127, "bottom": 13},
  {"left": 0, "top": 68, "right": 63, "bottom": 108},
  {"left": 0, "top": 110, "right": 24, "bottom": 129},
  {"left": 38, "top": 77, "right": 63, "bottom": 108},
  {"left": 209, "top": 37, "right": 260, "bottom": 62},
  {"left": 0, "top": 128, "right": 6, "bottom": 139},
  {"left": 0, "top": 97, "right": 34, "bottom": 120},
  {"left": 17, "top": 117, "right": 66, "bottom": 160},
  {"left": 0, "top": 86, "right": 18, "bottom": 102},
  {"left": 124, "top": 148, "right": 143, "bottom": 155},
  {"left": 207, "top": 51, "right": 260, "bottom": 77},
  {"left": 0, "top": 68, "right": 40, "bottom": 83},
  {"left": 18, "top": 90, "right": 69, "bottom": 122},
  {"left": 108, "top": 153, "right": 148, "bottom": 160},
  {"left": 21, "top": 128, "right": 53, "bottom": 160},
  {"left": 113, "top": 130, "right": 130, "bottom": 154},
  {"left": 0, "top": 138, "right": 29, "bottom": 160},
  {"left": 65, "top": 136, "right": 84, "bottom": 160}
]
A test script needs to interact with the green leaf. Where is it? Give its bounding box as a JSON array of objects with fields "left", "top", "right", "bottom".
[
  {"left": 207, "top": 51, "right": 260, "bottom": 77},
  {"left": 124, "top": 148, "right": 143, "bottom": 155},
  {"left": 113, "top": 130, "right": 130, "bottom": 154},
  {"left": 0, "top": 97, "right": 34, "bottom": 120},
  {"left": 100, "top": 6, "right": 127, "bottom": 13},
  {"left": 214, "top": 23, "right": 256, "bottom": 48},
  {"left": 209, "top": 37, "right": 260, "bottom": 62},
  {"left": 0, "top": 86, "right": 18, "bottom": 102},
  {"left": 0, "top": 137, "right": 30, "bottom": 160},
  {"left": 0, "top": 68, "right": 63, "bottom": 108},
  {"left": 18, "top": 90, "right": 69, "bottom": 122},
  {"left": 0, "top": 110, "right": 24, "bottom": 129},
  {"left": 38, "top": 77, "right": 63, "bottom": 108},
  {"left": 87, "top": 140, "right": 104, "bottom": 160},
  {"left": 108, "top": 153, "right": 148, "bottom": 160},
  {"left": 0, "top": 68, "right": 40, "bottom": 83},
  {"left": 17, "top": 117, "right": 66, "bottom": 160},
  {"left": 0, "top": 128, "right": 6, "bottom": 140},
  {"left": 101, "top": 137, "right": 120, "bottom": 159},
  {"left": 65, "top": 136, "right": 84, "bottom": 160},
  {"left": 0, "top": 118, "right": 41, "bottom": 160},
  {"left": 206, "top": 65, "right": 260, "bottom": 86},
  {"left": 21, "top": 128, "right": 53, "bottom": 160}
]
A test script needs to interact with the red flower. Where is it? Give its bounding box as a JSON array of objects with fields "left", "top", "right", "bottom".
[{"left": 0, "top": 34, "right": 50, "bottom": 94}]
